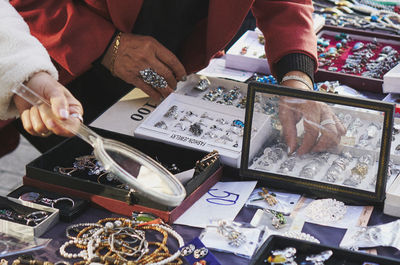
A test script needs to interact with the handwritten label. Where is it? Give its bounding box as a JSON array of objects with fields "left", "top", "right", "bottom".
[{"left": 206, "top": 188, "right": 240, "bottom": 205}]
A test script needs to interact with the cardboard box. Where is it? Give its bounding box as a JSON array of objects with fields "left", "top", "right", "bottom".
[{"left": 25, "top": 129, "right": 222, "bottom": 223}]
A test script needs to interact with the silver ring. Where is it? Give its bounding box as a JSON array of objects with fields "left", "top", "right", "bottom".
[
  {"left": 51, "top": 197, "right": 75, "bottom": 208},
  {"left": 25, "top": 211, "right": 48, "bottom": 225},
  {"left": 139, "top": 68, "right": 167, "bottom": 89},
  {"left": 320, "top": 118, "right": 335, "bottom": 126}
]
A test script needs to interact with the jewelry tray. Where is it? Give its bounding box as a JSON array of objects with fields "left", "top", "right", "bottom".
[
  {"left": 24, "top": 128, "right": 222, "bottom": 223},
  {"left": 135, "top": 74, "right": 271, "bottom": 168},
  {"left": 315, "top": 26, "right": 400, "bottom": 93},
  {"left": 250, "top": 235, "right": 400, "bottom": 265},
  {"left": 225, "top": 29, "right": 270, "bottom": 74},
  {"left": 7, "top": 185, "right": 88, "bottom": 222},
  {"left": 224, "top": 15, "right": 325, "bottom": 75},
  {"left": 241, "top": 82, "right": 395, "bottom": 205},
  {"left": 0, "top": 196, "right": 58, "bottom": 238}
]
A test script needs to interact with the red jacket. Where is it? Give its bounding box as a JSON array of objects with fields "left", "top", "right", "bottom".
[{"left": 11, "top": 0, "right": 317, "bottom": 84}]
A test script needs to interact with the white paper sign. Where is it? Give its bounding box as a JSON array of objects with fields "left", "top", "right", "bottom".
[
  {"left": 174, "top": 181, "right": 257, "bottom": 228},
  {"left": 90, "top": 92, "right": 160, "bottom": 135},
  {"left": 197, "top": 58, "right": 254, "bottom": 82}
]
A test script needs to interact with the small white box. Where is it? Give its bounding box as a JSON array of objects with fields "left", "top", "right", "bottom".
[
  {"left": 383, "top": 63, "right": 400, "bottom": 93},
  {"left": 384, "top": 174, "right": 400, "bottom": 217},
  {"left": 225, "top": 30, "right": 270, "bottom": 74},
  {"left": 0, "top": 197, "right": 59, "bottom": 238},
  {"left": 225, "top": 15, "right": 325, "bottom": 74}
]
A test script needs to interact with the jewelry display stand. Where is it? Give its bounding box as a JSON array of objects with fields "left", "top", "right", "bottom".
[
  {"left": 241, "top": 82, "right": 394, "bottom": 205},
  {"left": 135, "top": 75, "right": 272, "bottom": 167}
]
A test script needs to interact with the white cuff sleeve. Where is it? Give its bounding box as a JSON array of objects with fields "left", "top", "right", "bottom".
[{"left": 0, "top": 1, "right": 58, "bottom": 120}]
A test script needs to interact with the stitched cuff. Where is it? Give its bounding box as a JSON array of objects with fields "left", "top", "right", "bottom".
[{"left": 275, "top": 53, "right": 316, "bottom": 83}]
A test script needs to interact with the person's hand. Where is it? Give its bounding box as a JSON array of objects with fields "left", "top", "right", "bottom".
[
  {"left": 279, "top": 71, "right": 346, "bottom": 155},
  {"left": 13, "top": 71, "right": 84, "bottom": 137},
  {"left": 102, "top": 33, "right": 187, "bottom": 100}
]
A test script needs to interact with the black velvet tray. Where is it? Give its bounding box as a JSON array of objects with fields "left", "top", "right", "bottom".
[{"left": 251, "top": 235, "right": 400, "bottom": 265}]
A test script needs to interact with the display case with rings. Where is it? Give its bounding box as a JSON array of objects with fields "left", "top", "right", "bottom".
[
  {"left": 24, "top": 128, "right": 222, "bottom": 223},
  {"left": 0, "top": 196, "right": 58, "bottom": 237},
  {"left": 240, "top": 82, "right": 395, "bottom": 205},
  {"left": 315, "top": 26, "right": 400, "bottom": 93},
  {"left": 135, "top": 74, "right": 272, "bottom": 167}
]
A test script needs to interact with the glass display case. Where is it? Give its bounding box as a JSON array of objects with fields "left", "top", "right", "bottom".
[{"left": 240, "top": 82, "right": 395, "bottom": 204}]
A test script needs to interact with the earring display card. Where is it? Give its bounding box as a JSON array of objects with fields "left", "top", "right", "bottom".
[
  {"left": 241, "top": 82, "right": 394, "bottom": 204},
  {"left": 136, "top": 75, "right": 274, "bottom": 167},
  {"left": 315, "top": 26, "right": 400, "bottom": 93}
]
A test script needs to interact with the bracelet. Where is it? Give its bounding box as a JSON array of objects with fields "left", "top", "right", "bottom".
[
  {"left": 110, "top": 32, "right": 122, "bottom": 76},
  {"left": 281, "top": 75, "right": 314, "bottom": 91}
]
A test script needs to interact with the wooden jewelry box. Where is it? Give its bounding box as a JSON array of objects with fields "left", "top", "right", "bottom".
[{"left": 24, "top": 128, "right": 222, "bottom": 223}]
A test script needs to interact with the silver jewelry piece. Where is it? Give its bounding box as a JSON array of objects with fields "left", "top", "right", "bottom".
[
  {"left": 174, "top": 122, "right": 186, "bottom": 131},
  {"left": 220, "top": 133, "right": 233, "bottom": 142},
  {"left": 194, "top": 78, "right": 211, "bottom": 91},
  {"left": 180, "top": 244, "right": 195, "bottom": 256},
  {"left": 154, "top": 121, "right": 167, "bottom": 130},
  {"left": 180, "top": 116, "right": 193, "bottom": 123},
  {"left": 189, "top": 123, "right": 203, "bottom": 136},
  {"left": 216, "top": 118, "right": 229, "bottom": 125},
  {"left": 193, "top": 247, "right": 208, "bottom": 259},
  {"left": 19, "top": 192, "right": 75, "bottom": 208},
  {"left": 202, "top": 131, "right": 218, "bottom": 139},
  {"left": 139, "top": 68, "right": 167, "bottom": 89},
  {"left": 210, "top": 125, "right": 223, "bottom": 131},
  {"left": 201, "top": 112, "right": 214, "bottom": 120},
  {"left": 164, "top": 105, "right": 178, "bottom": 119},
  {"left": 305, "top": 250, "right": 333, "bottom": 264},
  {"left": 217, "top": 220, "right": 246, "bottom": 247}
]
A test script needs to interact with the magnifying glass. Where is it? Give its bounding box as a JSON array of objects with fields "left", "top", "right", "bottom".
[{"left": 13, "top": 83, "right": 186, "bottom": 207}]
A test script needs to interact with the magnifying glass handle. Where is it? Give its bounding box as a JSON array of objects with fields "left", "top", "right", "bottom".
[{"left": 12, "top": 83, "right": 101, "bottom": 147}]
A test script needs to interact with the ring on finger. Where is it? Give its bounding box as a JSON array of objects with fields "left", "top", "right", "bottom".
[
  {"left": 40, "top": 131, "right": 52, "bottom": 137},
  {"left": 139, "top": 68, "right": 167, "bottom": 89},
  {"left": 320, "top": 119, "right": 335, "bottom": 126}
]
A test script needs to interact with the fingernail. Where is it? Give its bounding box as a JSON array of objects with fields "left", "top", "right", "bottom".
[
  {"left": 287, "top": 147, "right": 291, "bottom": 154},
  {"left": 60, "top": 109, "right": 69, "bottom": 119},
  {"left": 181, "top": 75, "right": 187, "bottom": 81}
]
